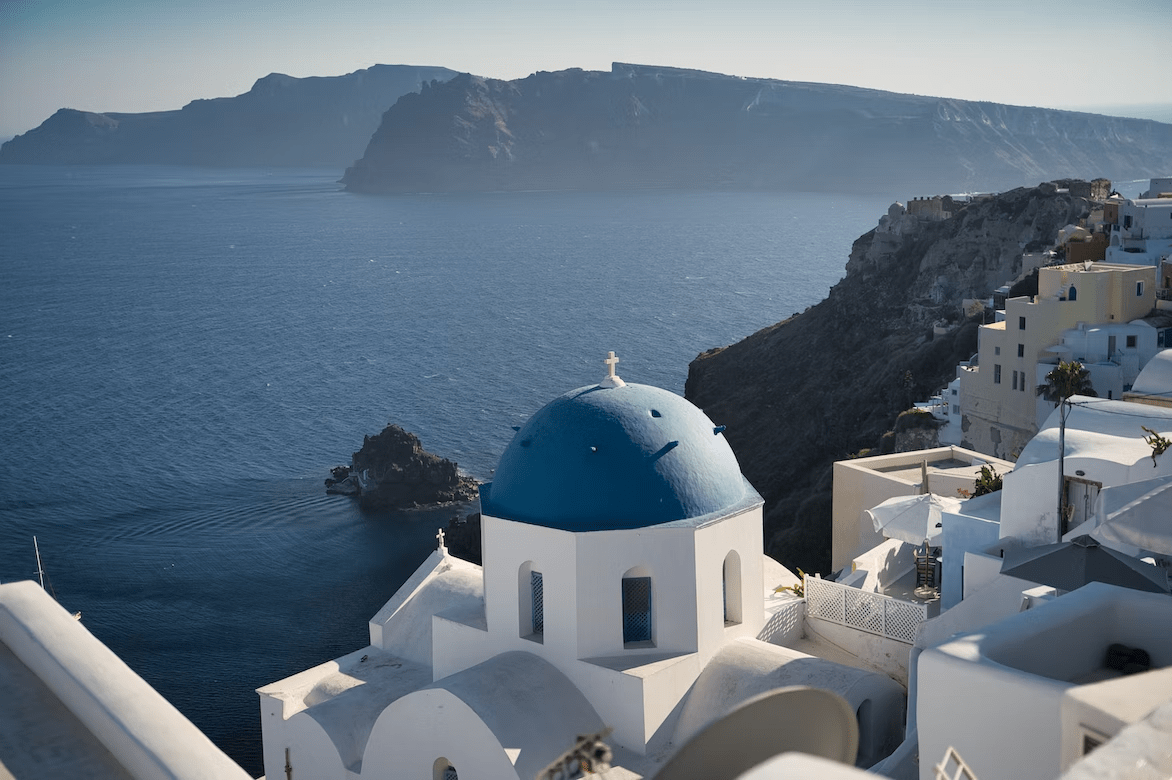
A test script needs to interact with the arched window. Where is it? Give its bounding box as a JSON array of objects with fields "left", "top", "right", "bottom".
[
  {"left": 433, "top": 758, "right": 458, "bottom": 780},
  {"left": 723, "top": 550, "right": 742, "bottom": 625},
  {"left": 1068, "top": 285, "right": 1077, "bottom": 301},
  {"left": 518, "top": 561, "right": 543, "bottom": 642},
  {"left": 621, "top": 567, "right": 653, "bottom": 646}
]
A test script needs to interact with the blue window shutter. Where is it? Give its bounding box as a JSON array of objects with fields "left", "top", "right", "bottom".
[
  {"left": 531, "top": 571, "right": 544, "bottom": 635},
  {"left": 622, "top": 577, "right": 652, "bottom": 643}
]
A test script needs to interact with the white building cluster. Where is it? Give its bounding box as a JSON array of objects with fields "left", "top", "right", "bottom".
[
  {"left": 3, "top": 345, "right": 1172, "bottom": 780},
  {"left": 914, "top": 179, "right": 1172, "bottom": 461}
]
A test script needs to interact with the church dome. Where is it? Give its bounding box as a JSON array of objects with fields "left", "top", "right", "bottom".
[{"left": 482, "top": 380, "right": 748, "bottom": 531}]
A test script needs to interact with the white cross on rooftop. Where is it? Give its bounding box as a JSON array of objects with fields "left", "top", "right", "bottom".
[
  {"left": 600, "top": 351, "right": 626, "bottom": 388},
  {"left": 605, "top": 351, "right": 619, "bottom": 377}
]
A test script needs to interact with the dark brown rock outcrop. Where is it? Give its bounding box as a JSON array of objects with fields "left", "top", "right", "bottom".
[
  {"left": 340, "top": 424, "right": 479, "bottom": 510},
  {"left": 685, "top": 182, "right": 1100, "bottom": 575}
]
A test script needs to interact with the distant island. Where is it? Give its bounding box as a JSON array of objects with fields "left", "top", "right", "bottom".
[
  {"left": 0, "top": 65, "right": 457, "bottom": 168},
  {"left": 342, "top": 63, "right": 1172, "bottom": 196},
  {"left": 6, "top": 61, "right": 1169, "bottom": 197}
]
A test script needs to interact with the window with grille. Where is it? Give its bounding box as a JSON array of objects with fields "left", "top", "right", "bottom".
[
  {"left": 622, "top": 576, "right": 652, "bottom": 644},
  {"left": 531, "top": 571, "right": 544, "bottom": 636}
]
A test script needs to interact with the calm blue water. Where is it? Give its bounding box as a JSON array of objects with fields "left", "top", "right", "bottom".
[{"left": 0, "top": 165, "right": 891, "bottom": 775}]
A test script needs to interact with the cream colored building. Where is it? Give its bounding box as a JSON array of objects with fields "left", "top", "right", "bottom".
[
  {"left": 831, "top": 446, "right": 1013, "bottom": 573},
  {"left": 959, "top": 262, "right": 1156, "bottom": 460}
]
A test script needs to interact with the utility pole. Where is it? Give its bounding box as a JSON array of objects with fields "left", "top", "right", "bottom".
[{"left": 1057, "top": 397, "right": 1067, "bottom": 538}]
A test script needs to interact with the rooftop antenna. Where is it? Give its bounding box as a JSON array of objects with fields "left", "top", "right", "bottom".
[{"left": 34, "top": 536, "right": 45, "bottom": 591}]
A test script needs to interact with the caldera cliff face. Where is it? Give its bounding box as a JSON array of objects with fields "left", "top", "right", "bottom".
[{"left": 685, "top": 182, "right": 1100, "bottom": 574}]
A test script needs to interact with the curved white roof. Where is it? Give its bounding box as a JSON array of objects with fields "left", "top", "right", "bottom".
[{"left": 1128, "top": 350, "right": 1172, "bottom": 400}]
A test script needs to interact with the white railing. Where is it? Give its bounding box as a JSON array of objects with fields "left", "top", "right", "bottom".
[{"left": 804, "top": 575, "right": 929, "bottom": 644}]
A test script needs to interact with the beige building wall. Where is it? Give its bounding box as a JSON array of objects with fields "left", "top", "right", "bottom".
[
  {"left": 831, "top": 446, "right": 1013, "bottom": 572},
  {"left": 961, "top": 263, "right": 1156, "bottom": 460}
]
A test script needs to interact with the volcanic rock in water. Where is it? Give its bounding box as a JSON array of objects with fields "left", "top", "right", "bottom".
[{"left": 331, "top": 424, "right": 479, "bottom": 509}]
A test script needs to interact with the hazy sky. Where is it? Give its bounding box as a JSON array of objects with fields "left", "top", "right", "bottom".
[{"left": 2, "top": 0, "right": 1169, "bottom": 137}]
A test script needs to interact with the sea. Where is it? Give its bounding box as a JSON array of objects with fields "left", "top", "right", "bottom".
[{"left": 0, "top": 164, "right": 894, "bottom": 775}]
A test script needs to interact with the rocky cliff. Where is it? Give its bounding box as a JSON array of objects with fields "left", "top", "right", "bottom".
[
  {"left": 331, "top": 424, "right": 479, "bottom": 510},
  {"left": 685, "top": 181, "right": 1102, "bottom": 575},
  {"left": 343, "top": 63, "right": 1172, "bottom": 195},
  {"left": 0, "top": 65, "right": 457, "bottom": 167}
]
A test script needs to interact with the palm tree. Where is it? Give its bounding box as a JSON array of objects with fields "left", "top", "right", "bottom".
[
  {"left": 1036, "top": 361, "right": 1096, "bottom": 534},
  {"left": 1036, "top": 360, "right": 1096, "bottom": 406}
]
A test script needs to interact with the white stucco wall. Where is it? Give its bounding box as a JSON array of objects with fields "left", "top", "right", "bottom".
[
  {"left": 851, "top": 538, "right": 915, "bottom": 594},
  {"left": 832, "top": 448, "right": 1009, "bottom": 572},
  {"left": 693, "top": 507, "right": 765, "bottom": 654},
  {"left": 1059, "top": 666, "right": 1172, "bottom": 772},
  {"left": 917, "top": 584, "right": 1172, "bottom": 780},
  {"left": 457, "top": 505, "right": 764, "bottom": 756},
  {"left": 575, "top": 525, "right": 699, "bottom": 658},
  {"left": 918, "top": 637, "right": 1067, "bottom": 780},
  {"left": 1002, "top": 399, "right": 1172, "bottom": 547},
  {"left": 362, "top": 689, "right": 523, "bottom": 780},
  {"left": 0, "top": 581, "right": 251, "bottom": 780},
  {"left": 940, "top": 504, "right": 1001, "bottom": 610}
]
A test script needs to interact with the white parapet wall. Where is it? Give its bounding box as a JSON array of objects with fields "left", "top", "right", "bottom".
[{"left": 0, "top": 580, "right": 251, "bottom": 780}]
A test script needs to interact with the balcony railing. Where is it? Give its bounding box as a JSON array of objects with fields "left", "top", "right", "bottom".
[{"left": 804, "top": 575, "right": 930, "bottom": 644}]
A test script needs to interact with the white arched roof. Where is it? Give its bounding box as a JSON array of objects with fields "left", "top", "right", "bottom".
[
  {"left": 362, "top": 651, "right": 606, "bottom": 780},
  {"left": 1129, "top": 350, "right": 1172, "bottom": 400},
  {"left": 672, "top": 638, "right": 903, "bottom": 747}
]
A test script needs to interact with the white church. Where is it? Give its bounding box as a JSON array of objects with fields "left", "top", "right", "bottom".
[
  {"left": 4, "top": 350, "right": 1172, "bottom": 778},
  {"left": 255, "top": 353, "right": 905, "bottom": 779}
]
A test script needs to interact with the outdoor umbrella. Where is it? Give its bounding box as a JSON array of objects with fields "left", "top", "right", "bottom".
[
  {"left": 1000, "top": 534, "right": 1171, "bottom": 594},
  {"left": 866, "top": 493, "right": 962, "bottom": 546},
  {"left": 1090, "top": 476, "right": 1172, "bottom": 556}
]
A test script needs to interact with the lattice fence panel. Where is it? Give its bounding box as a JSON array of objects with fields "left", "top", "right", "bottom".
[
  {"left": 804, "top": 575, "right": 928, "bottom": 644},
  {"left": 844, "top": 589, "right": 884, "bottom": 634},
  {"left": 884, "top": 598, "right": 927, "bottom": 644},
  {"left": 804, "top": 577, "right": 844, "bottom": 623}
]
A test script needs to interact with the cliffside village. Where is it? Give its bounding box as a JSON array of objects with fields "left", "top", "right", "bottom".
[{"left": 2, "top": 180, "right": 1171, "bottom": 780}]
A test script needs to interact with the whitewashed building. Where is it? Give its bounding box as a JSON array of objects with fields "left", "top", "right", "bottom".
[
  {"left": 257, "top": 355, "right": 905, "bottom": 780},
  {"left": 1105, "top": 190, "right": 1172, "bottom": 267}
]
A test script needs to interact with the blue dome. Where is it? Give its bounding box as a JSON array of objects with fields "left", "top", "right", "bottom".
[{"left": 482, "top": 382, "right": 749, "bottom": 531}]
